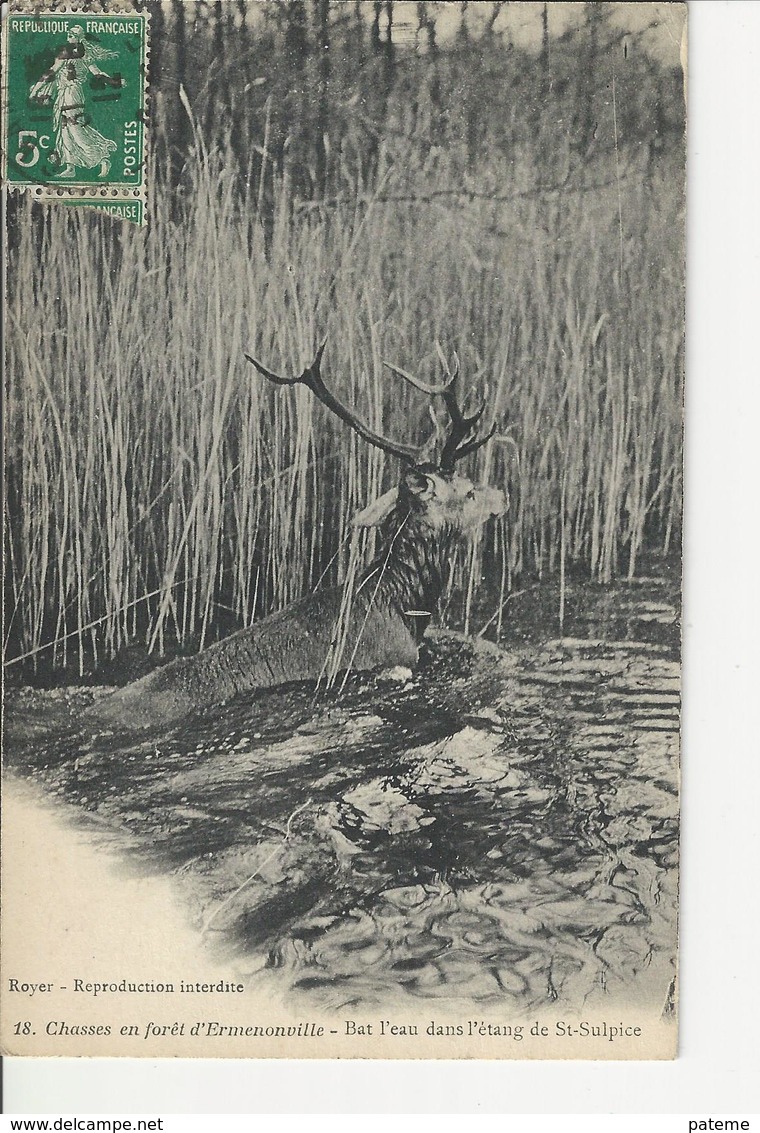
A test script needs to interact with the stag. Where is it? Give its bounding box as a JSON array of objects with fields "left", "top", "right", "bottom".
[{"left": 87, "top": 343, "right": 507, "bottom": 731}]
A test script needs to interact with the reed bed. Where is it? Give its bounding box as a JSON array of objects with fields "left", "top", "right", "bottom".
[{"left": 4, "top": 130, "right": 683, "bottom": 675}]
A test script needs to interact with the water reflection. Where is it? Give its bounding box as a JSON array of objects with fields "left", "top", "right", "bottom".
[{"left": 4, "top": 575, "right": 679, "bottom": 1015}]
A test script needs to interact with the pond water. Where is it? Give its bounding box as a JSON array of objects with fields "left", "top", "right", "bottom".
[{"left": 4, "top": 566, "right": 679, "bottom": 1018}]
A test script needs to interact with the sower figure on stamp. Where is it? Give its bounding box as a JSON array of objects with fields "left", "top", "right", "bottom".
[{"left": 30, "top": 26, "right": 124, "bottom": 179}]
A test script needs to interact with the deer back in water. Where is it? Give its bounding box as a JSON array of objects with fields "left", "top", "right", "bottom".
[{"left": 86, "top": 344, "right": 507, "bottom": 731}]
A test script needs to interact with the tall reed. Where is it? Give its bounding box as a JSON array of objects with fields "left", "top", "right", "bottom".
[{"left": 4, "top": 132, "right": 683, "bottom": 673}]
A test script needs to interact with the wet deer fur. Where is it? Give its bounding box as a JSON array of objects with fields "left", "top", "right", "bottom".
[{"left": 87, "top": 343, "right": 507, "bottom": 731}]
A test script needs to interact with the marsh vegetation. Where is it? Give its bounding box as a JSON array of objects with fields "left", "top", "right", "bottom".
[
  {"left": 4, "top": 1, "right": 684, "bottom": 678},
  {"left": 3, "top": 3, "right": 683, "bottom": 1019}
]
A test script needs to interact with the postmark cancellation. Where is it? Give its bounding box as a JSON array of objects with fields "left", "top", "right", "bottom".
[{"left": 2, "top": 3, "right": 149, "bottom": 222}]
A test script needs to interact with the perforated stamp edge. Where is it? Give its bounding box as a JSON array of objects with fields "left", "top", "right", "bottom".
[{"left": 1, "top": 2, "right": 150, "bottom": 224}]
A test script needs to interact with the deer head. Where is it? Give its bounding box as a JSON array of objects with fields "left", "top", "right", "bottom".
[{"left": 244, "top": 339, "right": 508, "bottom": 533}]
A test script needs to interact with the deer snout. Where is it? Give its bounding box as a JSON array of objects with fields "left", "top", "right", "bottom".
[{"left": 484, "top": 485, "right": 508, "bottom": 518}]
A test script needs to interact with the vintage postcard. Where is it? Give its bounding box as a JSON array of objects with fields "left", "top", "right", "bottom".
[{"left": 1, "top": 0, "right": 685, "bottom": 1060}]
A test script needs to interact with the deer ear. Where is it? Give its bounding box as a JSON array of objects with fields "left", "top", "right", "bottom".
[
  {"left": 352, "top": 487, "right": 398, "bottom": 528},
  {"left": 404, "top": 468, "right": 436, "bottom": 499}
]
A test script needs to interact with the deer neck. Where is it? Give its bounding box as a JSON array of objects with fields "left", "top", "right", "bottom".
[{"left": 358, "top": 509, "right": 455, "bottom": 640}]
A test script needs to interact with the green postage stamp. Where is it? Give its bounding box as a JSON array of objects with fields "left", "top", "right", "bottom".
[{"left": 2, "top": 5, "right": 149, "bottom": 222}]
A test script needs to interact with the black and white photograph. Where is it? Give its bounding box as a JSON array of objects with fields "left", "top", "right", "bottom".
[{"left": 2, "top": 0, "right": 685, "bottom": 1061}]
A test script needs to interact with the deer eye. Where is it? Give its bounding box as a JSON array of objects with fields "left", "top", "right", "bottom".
[{"left": 466, "top": 489, "right": 476, "bottom": 500}]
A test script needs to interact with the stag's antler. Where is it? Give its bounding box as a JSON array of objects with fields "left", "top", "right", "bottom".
[
  {"left": 247, "top": 339, "right": 496, "bottom": 470},
  {"left": 381, "top": 360, "right": 456, "bottom": 396},
  {"left": 245, "top": 339, "right": 426, "bottom": 465},
  {"left": 384, "top": 349, "right": 496, "bottom": 471}
]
